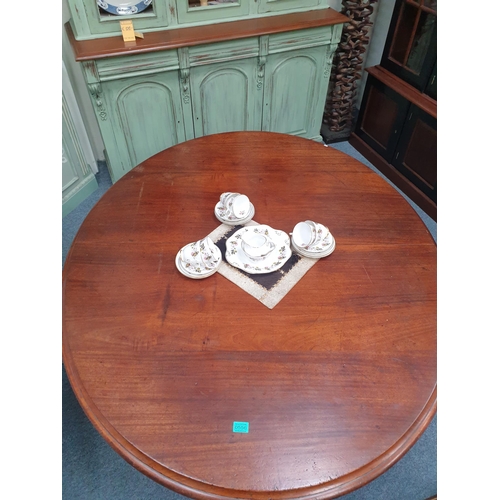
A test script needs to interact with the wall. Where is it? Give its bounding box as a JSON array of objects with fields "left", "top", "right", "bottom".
[
  {"left": 62, "top": 0, "right": 105, "bottom": 161},
  {"left": 328, "top": 0, "right": 396, "bottom": 109},
  {"left": 356, "top": 0, "right": 396, "bottom": 107}
]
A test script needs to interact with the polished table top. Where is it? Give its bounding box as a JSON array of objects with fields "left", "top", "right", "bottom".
[{"left": 62, "top": 132, "right": 436, "bottom": 499}]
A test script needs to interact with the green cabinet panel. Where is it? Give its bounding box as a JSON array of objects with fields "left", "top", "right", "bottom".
[
  {"left": 66, "top": 0, "right": 332, "bottom": 40},
  {"left": 68, "top": 0, "right": 173, "bottom": 40},
  {"left": 62, "top": 92, "right": 98, "bottom": 217},
  {"left": 258, "top": 0, "right": 320, "bottom": 14},
  {"left": 177, "top": 0, "right": 250, "bottom": 26},
  {"left": 190, "top": 59, "right": 262, "bottom": 137},
  {"left": 72, "top": 14, "right": 344, "bottom": 181},
  {"left": 263, "top": 46, "right": 329, "bottom": 140},
  {"left": 99, "top": 72, "right": 186, "bottom": 181}
]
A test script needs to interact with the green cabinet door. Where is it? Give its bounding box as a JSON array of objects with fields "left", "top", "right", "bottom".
[
  {"left": 68, "top": 0, "right": 172, "bottom": 40},
  {"left": 98, "top": 72, "right": 187, "bottom": 182},
  {"left": 177, "top": 0, "right": 250, "bottom": 26},
  {"left": 190, "top": 58, "right": 263, "bottom": 137},
  {"left": 263, "top": 46, "right": 329, "bottom": 141}
]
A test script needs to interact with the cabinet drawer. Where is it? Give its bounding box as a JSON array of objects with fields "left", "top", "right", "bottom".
[
  {"left": 96, "top": 50, "right": 180, "bottom": 80},
  {"left": 268, "top": 26, "right": 333, "bottom": 53},
  {"left": 188, "top": 37, "right": 259, "bottom": 66}
]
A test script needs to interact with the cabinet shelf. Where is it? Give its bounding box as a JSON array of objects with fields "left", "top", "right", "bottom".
[{"left": 67, "top": 9, "right": 347, "bottom": 60}]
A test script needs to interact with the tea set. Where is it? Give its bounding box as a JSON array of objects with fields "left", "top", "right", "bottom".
[
  {"left": 214, "top": 192, "right": 255, "bottom": 225},
  {"left": 176, "top": 192, "right": 336, "bottom": 279}
]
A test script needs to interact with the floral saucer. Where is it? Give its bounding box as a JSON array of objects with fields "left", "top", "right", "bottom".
[
  {"left": 175, "top": 237, "right": 222, "bottom": 279},
  {"left": 291, "top": 235, "right": 336, "bottom": 259},
  {"left": 214, "top": 202, "right": 255, "bottom": 226},
  {"left": 225, "top": 225, "right": 291, "bottom": 274},
  {"left": 175, "top": 250, "right": 221, "bottom": 279}
]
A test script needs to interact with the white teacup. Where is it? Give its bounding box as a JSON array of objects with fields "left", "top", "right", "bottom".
[
  {"left": 219, "top": 192, "right": 250, "bottom": 220},
  {"left": 292, "top": 221, "right": 315, "bottom": 248},
  {"left": 182, "top": 237, "right": 220, "bottom": 270},
  {"left": 231, "top": 194, "right": 250, "bottom": 219},
  {"left": 241, "top": 231, "right": 275, "bottom": 260},
  {"left": 293, "top": 220, "right": 330, "bottom": 249},
  {"left": 181, "top": 241, "right": 203, "bottom": 269},
  {"left": 219, "top": 192, "right": 236, "bottom": 207},
  {"left": 306, "top": 220, "right": 327, "bottom": 246},
  {"left": 197, "top": 237, "right": 220, "bottom": 269}
]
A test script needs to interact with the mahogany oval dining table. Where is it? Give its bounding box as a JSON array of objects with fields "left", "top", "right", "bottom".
[{"left": 62, "top": 132, "right": 436, "bottom": 499}]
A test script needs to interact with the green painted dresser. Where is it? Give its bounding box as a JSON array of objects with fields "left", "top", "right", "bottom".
[{"left": 66, "top": 0, "right": 347, "bottom": 182}]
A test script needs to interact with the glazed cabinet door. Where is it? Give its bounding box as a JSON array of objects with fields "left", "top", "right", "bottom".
[
  {"left": 68, "top": 0, "right": 172, "bottom": 40},
  {"left": 258, "top": 0, "right": 320, "bottom": 14},
  {"left": 190, "top": 58, "right": 262, "bottom": 137},
  {"left": 262, "top": 46, "right": 329, "bottom": 140},
  {"left": 177, "top": 0, "right": 250, "bottom": 25},
  {"left": 393, "top": 104, "right": 437, "bottom": 202},
  {"left": 355, "top": 74, "right": 410, "bottom": 161},
  {"left": 97, "top": 71, "right": 187, "bottom": 182}
]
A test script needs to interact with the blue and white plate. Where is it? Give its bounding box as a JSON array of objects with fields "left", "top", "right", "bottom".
[{"left": 97, "top": 0, "right": 152, "bottom": 16}]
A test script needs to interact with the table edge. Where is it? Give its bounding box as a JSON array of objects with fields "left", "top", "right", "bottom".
[{"left": 63, "top": 335, "right": 436, "bottom": 499}]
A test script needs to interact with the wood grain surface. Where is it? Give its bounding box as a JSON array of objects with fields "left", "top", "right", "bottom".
[
  {"left": 66, "top": 9, "right": 348, "bottom": 61},
  {"left": 62, "top": 132, "right": 437, "bottom": 499},
  {"left": 365, "top": 66, "right": 437, "bottom": 119}
]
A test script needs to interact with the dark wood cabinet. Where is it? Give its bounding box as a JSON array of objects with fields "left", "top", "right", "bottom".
[
  {"left": 380, "top": 0, "right": 437, "bottom": 92},
  {"left": 393, "top": 103, "right": 436, "bottom": 203},
  {"left": 350, "top": 0, "right": 437, "bottom": 220},
  {"left": 356, "top": 74, "right": 411, "bottom": 162},
  {"left": 424, "top": 61, "right": 437, "bottom": 100}
]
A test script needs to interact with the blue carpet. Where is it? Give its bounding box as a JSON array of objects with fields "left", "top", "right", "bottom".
[{"left": 62, "top": 144, "right": 436, "bottom": 500}]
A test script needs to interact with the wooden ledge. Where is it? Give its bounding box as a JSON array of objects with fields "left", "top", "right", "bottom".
[
  {"left": 66, "top": 9, "right": 349, "bottom": 61},
  {"left": 366, "top": 65, "right": 437, "bottom": 119}
]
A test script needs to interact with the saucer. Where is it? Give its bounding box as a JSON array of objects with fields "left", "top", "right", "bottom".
[
  {"left": 291, "top": 236, "right": 336, "bottom": 259},
  {"left": 225, "top": 225, "right": 291, "bottom": 274},
  {"left": 214, "top": 202, "right": 255, "bottom": 226},
  {"left": 175, "top": 249, "right": 222, "bottom": 279},
  {"left": 302, "top": 228, "right": 334, "bottom": 252}
]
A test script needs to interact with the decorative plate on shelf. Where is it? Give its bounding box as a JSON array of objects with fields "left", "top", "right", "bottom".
[{"left": 97, "top": 0, "right": 152, "bottom": 16}]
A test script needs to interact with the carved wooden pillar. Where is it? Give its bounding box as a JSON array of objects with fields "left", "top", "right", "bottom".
[{"left": 321, "top": 0, "right": 378, "bottom": 143}]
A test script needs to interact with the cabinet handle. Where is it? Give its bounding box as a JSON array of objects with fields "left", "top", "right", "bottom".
[
  {"left": 430, "top": 74, "right": 436, "bottom": 85},
  {"left": 395, "top": 151, "right": 399, "bottom": 160}
]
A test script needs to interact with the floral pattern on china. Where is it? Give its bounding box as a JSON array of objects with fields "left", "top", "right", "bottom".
[
  {"left": 304, "top": 230, "right": 333, "bottom": 252},
  {"left": 216, "top": 193, "right": 250, "bottom": 221},
  {"left": 225, "top": 225, "right": 292, "bottom": 274},
  {"left": 97, "top": 0, "right": 152, "bottom": 15},
  {"left": 181, "top": 237, "right": 221, "bottom": 274}
]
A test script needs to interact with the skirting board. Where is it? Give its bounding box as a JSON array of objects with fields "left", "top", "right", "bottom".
[{"left": 62, "top": 174, "right": 99, "bottom": 218}]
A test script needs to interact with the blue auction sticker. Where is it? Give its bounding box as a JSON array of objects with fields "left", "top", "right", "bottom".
[{"left": 232, "top": 421, "right": 249, "bottom": 433}]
